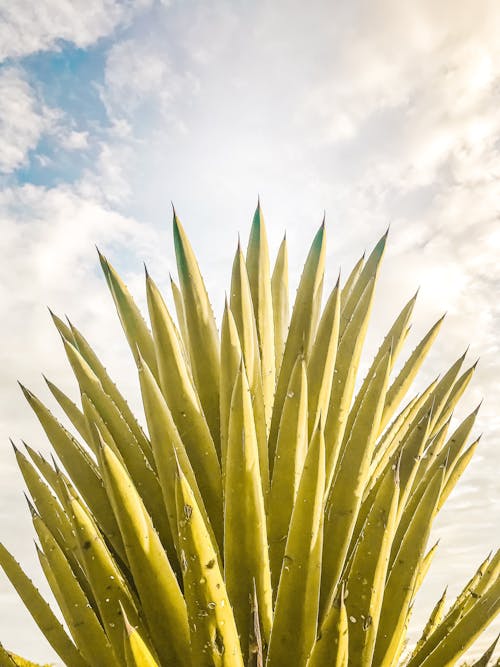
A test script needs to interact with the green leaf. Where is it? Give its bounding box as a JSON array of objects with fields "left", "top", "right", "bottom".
[
  {"left": 33, "top": 517, "right": 118, "bottom": 667},
  {"left": 343, "top": 464, "right": 399, "bottom": 665},
  {"left": 268, "top": 355, "right": 308, "bottom": 593},
  {"left": 308, "top": 586, "right": 348, "bottom": 667},
  {"left": 175, "top": 467, "right": 244, "bottom": 667},
  {"left": 267, "top": 422, "right": 325, "bottom": 667},
  {"left": 97, "top": 251, "right": 158, "bottom": 378},
  {"left": 307, "top": 278, "right": 340, "bottom": 437},
  {"left": 246, "top": 200, "right": 276, "bottom": 429},
  {"left": 0, "top": 544, "right": 88, "bottom": 667},
  {"left": 321, "top": 348, "right": 392, "bottom": 617},
  {"left": 146, "top": 270, "right": 222, "bottom": 525},
  {"left": 269, "top": 221, "right": 326, "bottom": 470},
  {"left": 271, "top": 234, "right": 289, "bottom": 376},
  {"left": 173, "top": 210, "right": 221, "bottom": 444},
  {"left": 98, "top": 441, "right": 190, "bottom": 666},
  {"left": 224, "top": 363, "right": 272, "bottom": 658},
  {"left": 373, "top": 468, "right": 444, "bottom": 667}
]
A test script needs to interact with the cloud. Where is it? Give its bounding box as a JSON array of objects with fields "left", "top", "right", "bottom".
[
  {"left": 101, "top": 36, "right": 199, "bottom": 134},
  {"left": 58, "top": 129, "right": 89, "bottom": 150},
  {"left": 0, "top": 68, "right": 55, "bottom": 173},
  {"left": 0, "top": 67, "right": 99, "bottom": 174},
  {"left": 0, "top": 0, "right": 153, "bottom": 62}
]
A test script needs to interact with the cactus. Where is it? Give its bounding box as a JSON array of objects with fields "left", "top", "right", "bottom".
[{"left": 1, "top": 203, "right": 498, "bottom": 666}]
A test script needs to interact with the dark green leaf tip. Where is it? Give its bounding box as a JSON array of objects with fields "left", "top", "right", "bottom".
[{"left": 24, "top": 494, "right": 37, "bottom": 517}]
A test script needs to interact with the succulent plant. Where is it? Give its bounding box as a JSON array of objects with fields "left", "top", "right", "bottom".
[{"left": 1, "top": 204, "right": 498, "bottom": 667}]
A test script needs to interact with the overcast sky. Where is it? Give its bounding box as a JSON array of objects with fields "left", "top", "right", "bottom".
[{"left": 0, "top": 0, "right": 499, "bottom": 663}]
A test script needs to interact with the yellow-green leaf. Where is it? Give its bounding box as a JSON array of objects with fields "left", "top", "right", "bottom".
[
  {"left": 173, "top": 210, "right": 220, "bottom": 444},
  {"left": 98, "top": 442, "right": 190, "bottom": 666},
  {"left": 224, "top": 363, "right": 272, "bottom": 658},
  {"left": 246, "top": 201, "right": 276, "bottom": 429},
  {"left": 175, "top": 469, "right": 244, "bottom": 667},
  {"left": 267, "top": 422, "right": 325, "bottom": 667},
  {"left": 271, "top": 234, "right": 289, "bottom": 376}
]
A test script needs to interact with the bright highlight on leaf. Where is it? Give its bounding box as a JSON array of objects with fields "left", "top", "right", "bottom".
[{"left": 1, "top": 202, "right": 498, "bottom": 666}]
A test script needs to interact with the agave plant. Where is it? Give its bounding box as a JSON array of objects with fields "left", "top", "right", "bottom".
[{"left": 1, "top": 204, "right": 498, "bottom": 667}]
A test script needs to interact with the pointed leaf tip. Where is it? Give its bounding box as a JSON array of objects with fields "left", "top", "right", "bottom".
[{"left": 24, "top": 493, "right": 37, "bottom": 517}]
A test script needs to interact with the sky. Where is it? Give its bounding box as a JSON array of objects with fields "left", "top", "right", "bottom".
[{"left": 0, "top": 0, "right": 499, "bottom": 663}]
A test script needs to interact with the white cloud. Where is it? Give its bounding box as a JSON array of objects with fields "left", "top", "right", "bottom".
[
  {"left": 104, "top": 38, "right": 173, "bottom": 112},
  {"left": 0, "top": 68, "right": 54, "bottom": 173},
  {"left": 0, "top": 68, "right": 94, "bottom": 173},
  {"left": 102, "top": 37, "right": 198, "bottom": 131},
  {"left": 0, "top": 0, "right": 153, "bottom": 62},
  {"left": 58, "top": 129, "right": 89, "bottom": 150}
]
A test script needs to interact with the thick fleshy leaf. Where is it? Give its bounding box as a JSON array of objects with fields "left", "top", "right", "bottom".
[
  {"left": 0, "top": 643, "right": 18, "bottom": 667},
  {"left": 269, "top": 222, "right": 326, "bottom": 468},
  {"left": 66, "top": 320, "right": 153, "bottom": 461},
  {"left": 379, "top": 315, "right": 445, "bottom": 433},
  {"left": 342, "top": 464, "right": 399, "bottom": 665},
  {"left": 323, "top": 278, "right": 377, "bottom": 491},
  {"left": 14, "top": 445, "right": 95, "bottom": 607},
  {"left": 342, "top": 290, "right": 418, "bottom": 452},
  {"left": 271, "top": 235, "right": 289, "bottom": 376},
  {"left": 146, "top": 271, "right": 222, "bottom": 520},
  {"left": 0, "top": 544, "right": 88, "bottom": 667},
  {"left": 98, "top": 441, "right": 190, "bottom": 666},
  {"left": 409, "top": 587, "right": 447, "bottom": 660},
  {"left": 169, "top": 274, "right": 190, "bottom": 358},
  {"left": 372, "top": 468, "right": 444, "bottom": 667},
  {"left": 33, "top": 517, "right": 118, "bottom": 667},
  {"left": 20, "top": 384, "right": 125, "bottom": 561},
  {"left": 64, "top": 485, "right": 143, "bottom": 664},
  {"left": 173, "top": 210, "right": 220, "bottom": 444},
  {"left": 306, "top": 278, "right": 340, "bottom": 437},
  {"left": 308, "top": 586, "right": 348, "bottom": 667},
  {"left": 224, "top": 363, "right": 272, "bottom": 658},
  {"left": 416, "top": 576, "right": 500, "bottom": 667},
  {"left": 407, "top": 553, "right": 499, "bottom": 667},
  {"left": 175, "top": 469, "right": 244, "bottom": 667},
  {"left": 321, "top": 348, "right": 392, "bottom": 617},
  {"left": 44, "top": 376, "right": 92, "bottom": 446},
  {"left": 340, "top": 253, "right": 364, "bottom": 305},
  {"left": 229, "top": 244, "right": 269, "bottom": 492},
  {"left": 338, "top": 230, "right": 387, "bottom": 339},
  {"left": 122, "top": 610, "right": 159, "bottom": 667},
  {"left": 97, "top": 251, "right": 158, "bottom": 377},
  {"left": 246, "top": 201, "right": 276, "bottom": 428},
  {"left": 470, "top": 634, "right": 499, "bottom": 667},
  {"left": 220, "top": 301, "right": 243, "bottom": 478},
  {"left": 267, "top": 423, "right": 325, "bottom": 667},
  {"left": 137, "top": 353, "right": 221, "bottom": 556},
  {"left": 370, "top": 377, "right": 438, "bottom": 484},
  {"left": 268, "top": 356, "right": 308, "bottom": 592},
  {"left": 430, "top": 361, "right": 477, "bottom": 438},
  {"left": 81, "top": 393, "right": 173, "bottom": 556}
]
